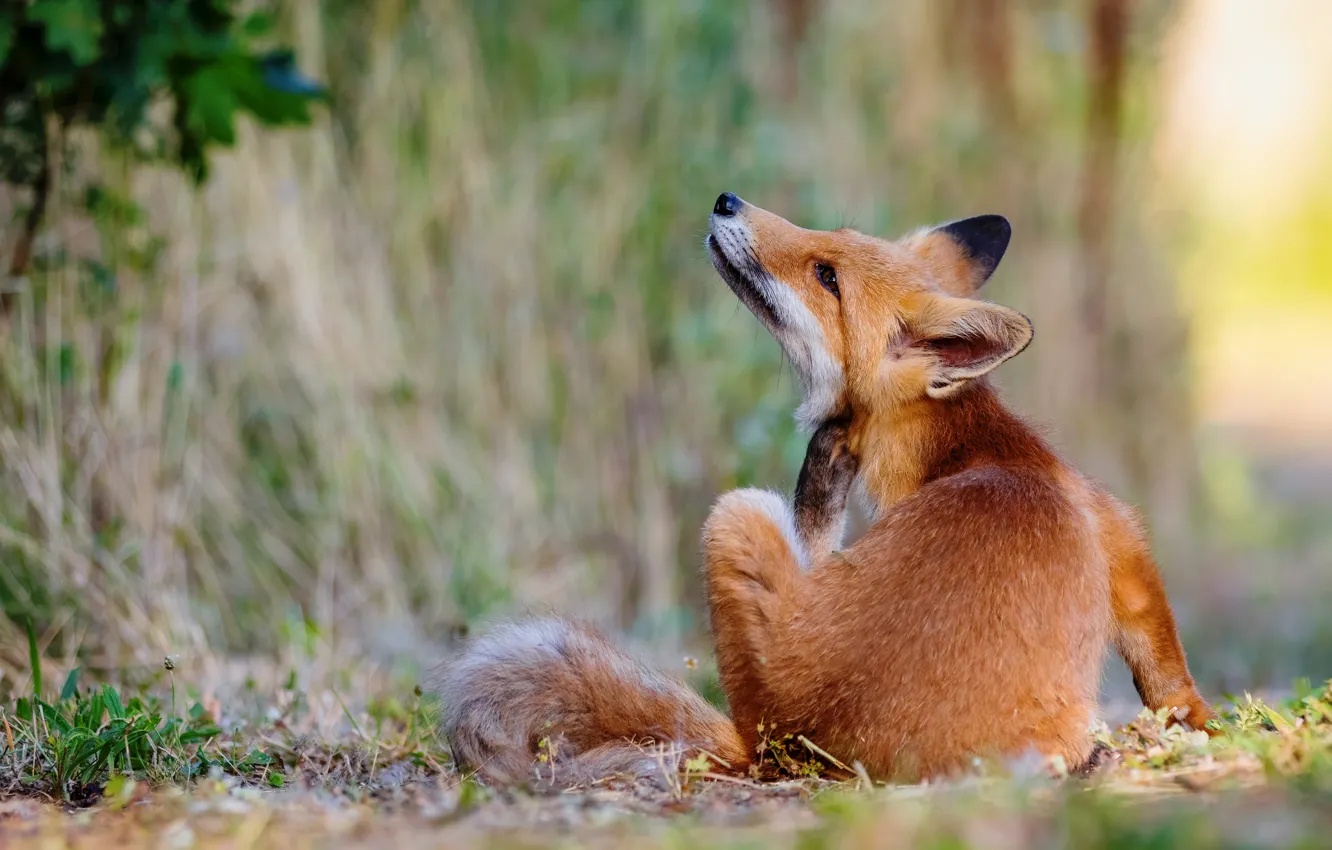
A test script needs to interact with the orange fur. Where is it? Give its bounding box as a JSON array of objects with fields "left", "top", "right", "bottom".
[{"left": 431, "top": 194, "right": 1215, "bottom": 787}]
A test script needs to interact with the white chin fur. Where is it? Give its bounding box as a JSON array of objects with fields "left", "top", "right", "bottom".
[
  {"left": 793, "top": 375, "right": 841, "bottom": 431},
  {"left": 767, "top": 293, "right": 844, "bottom": 432}
]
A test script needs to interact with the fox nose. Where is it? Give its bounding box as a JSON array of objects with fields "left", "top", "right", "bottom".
[{"left": 713, "top": 192, "right": 742, "bottom": 217}]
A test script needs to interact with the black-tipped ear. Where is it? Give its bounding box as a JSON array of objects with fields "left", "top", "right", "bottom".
[{"left": 934, "top": 214, "right": 1011, "bottom": 290}]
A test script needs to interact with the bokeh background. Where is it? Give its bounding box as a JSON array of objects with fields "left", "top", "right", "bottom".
[{"left": 1, "top": 0, "right": 1330, "bottom": 708}]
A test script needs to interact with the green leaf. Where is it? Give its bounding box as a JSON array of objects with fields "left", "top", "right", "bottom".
[
  {"left": 241, "top": 748, "right": 272, "bottom": 768},
  {"left": 103, "top": 774, "right": 137, "bottom": 809},
  {"left": 60, "top": 667, "right": 81, "bottom": 701},
  {"left": 167, "top": 360, "right": 184, "bottom": 393},
  {"left": 27, "top": 0, "right": 104, "bottom": 66},
  {"left": 224, "top": 53, "right": 321, "bottom": 127},
  {"left": 241, "top": 12, "right": 274, "bottom": 39},
  {"left": 685, "top": 753, "right": 712, "bottom": 774},
  {"left": 57, "top": 343, "right": 77, "bottom": 386},
  {"left": 0, "top": 11, "right": 14, "bottom": 65},
  {"left": 26, "top": 621, "right": 42, "bottom": 697},
  {"left": 101, "top": 684, "right": 125, "bottom": 720},
  {"left": 1293, "top": 676, "right": 1315, "bottom": 701},
  {"left": 178, "top": 724, "right": 220, "bottom": 744},
  {"left": 267, "top": 772, "right": 285, "bottom": 788},
  {"left": 182, "top": 64, "right": 240, "bottom": 147},
  {"left": 82, "top": 691, "right": 104, "bottom": 729},
  {"left": 41, "top": 699, "right": 72, "bottom": 735},
  {"left": 457, "top": 777, "right": 486, "bottom": 810}
]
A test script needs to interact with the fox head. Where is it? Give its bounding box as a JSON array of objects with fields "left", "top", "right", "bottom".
[{"left": 707, "top": 192, "right": 1032, "bottom": 428}]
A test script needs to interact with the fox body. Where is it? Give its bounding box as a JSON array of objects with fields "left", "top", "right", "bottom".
[{"left": 432, "top": 193, "right": 1216, "bottom": 786}]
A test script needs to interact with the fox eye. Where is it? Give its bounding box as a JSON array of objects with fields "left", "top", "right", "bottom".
[{"left": 814, "top": 263, "right": 839, "bottom": 298}]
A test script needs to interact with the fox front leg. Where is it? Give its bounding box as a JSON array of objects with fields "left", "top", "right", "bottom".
[{"left": 793, "top": 415, "right": 859, "bottom": 561}]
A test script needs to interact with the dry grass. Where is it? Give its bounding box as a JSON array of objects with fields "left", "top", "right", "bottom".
[
  {"left": 0, "top": 670, "right": 1330, "bottom": 849},
  {"left": 0, "top": 0, "right": 1223, "bottom": 674}
]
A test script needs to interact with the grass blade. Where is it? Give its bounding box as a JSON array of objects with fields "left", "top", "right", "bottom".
[
  {"left": 60, "top": 668, "right": 81, "bottom": 702},
  {"left": 26, "top": 621, "right": 41, "bottom": 698},
  {"left": 102, "top": 685, "right": 125, "bottom": 720}
]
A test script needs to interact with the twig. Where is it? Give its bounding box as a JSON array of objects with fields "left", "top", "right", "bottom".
[
  {"left": 798, "top": 734, "right": 851, "bottom": 773},
  {"left": 696, "top": 771, "right": 764, "bottom": 787}
]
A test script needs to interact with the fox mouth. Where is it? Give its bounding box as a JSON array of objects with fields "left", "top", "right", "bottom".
[{"left": 707, "top": 234, "right": 780, "bottom": 328}]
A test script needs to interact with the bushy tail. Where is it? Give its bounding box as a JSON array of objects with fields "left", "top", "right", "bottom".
[{"left": 430, "top": 617, "right": 747, "bottom": 787}]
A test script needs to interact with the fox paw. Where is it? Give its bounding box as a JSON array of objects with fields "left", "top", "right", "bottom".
[
  {"left": 794, "top": 416, "right": 859, "bottom": 553},
  {"left": 797, "top": 417, "right": 858, "bottom": 501},
  {"left": 1168, "top": 700, "right": 1223, "bottom": 737}
]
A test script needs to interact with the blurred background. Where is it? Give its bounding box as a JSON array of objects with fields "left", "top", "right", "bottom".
[{"left": 1, "top": 0, "right": 1329, "bottom": 707}]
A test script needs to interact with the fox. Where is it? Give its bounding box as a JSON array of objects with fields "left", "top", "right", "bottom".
[{"left": 431, "top": 192, "right": 1218, "bottom": 786}]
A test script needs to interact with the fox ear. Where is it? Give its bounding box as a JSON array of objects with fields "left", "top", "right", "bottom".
[
  {"left": 915, "top": 299, "right": 1032, "bottom": 399},
  {"left": 909, "top": 215, "right": 1012, "bottom": 295}
]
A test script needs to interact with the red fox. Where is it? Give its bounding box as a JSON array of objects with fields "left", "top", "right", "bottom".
[{"left": 432, "top": 193, "right": 1217, "bottom": 786}]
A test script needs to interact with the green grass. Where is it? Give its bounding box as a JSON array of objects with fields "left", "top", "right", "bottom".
[
  {"left": 3, "top": 668, "right": 276, "bottom": 803},
  {"left": 0, "top": 652, "right": 444, "bottom": 805}
]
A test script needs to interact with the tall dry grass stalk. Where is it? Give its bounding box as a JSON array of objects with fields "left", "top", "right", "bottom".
[{"left": 0, "top": 0, "right": 1197, "bottom": 678}]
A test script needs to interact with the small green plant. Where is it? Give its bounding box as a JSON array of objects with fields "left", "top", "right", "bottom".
[
  {"left": 535, "top": 732, "right": 560, "bottom": 785},
  {"left": 751, "top": 720, "right": 838, "bottom": 781},
  {"left": 5, "top": 670, "right": 221, "bottom": 801}
]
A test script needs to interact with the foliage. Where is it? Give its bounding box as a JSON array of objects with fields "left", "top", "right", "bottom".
[{"left": 0, "top": 0, "right": 321, "bottom": 184}]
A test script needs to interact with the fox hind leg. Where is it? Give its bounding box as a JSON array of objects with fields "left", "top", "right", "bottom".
[
  {"left": 704, "top": 420, "right": 859, "bottom": 753},
  {"left": 702, "top": 488, "right": 807, "bottom": 752},
  {"left": 1101, "top": 496, "right": 1219, "bottom": 734}
]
